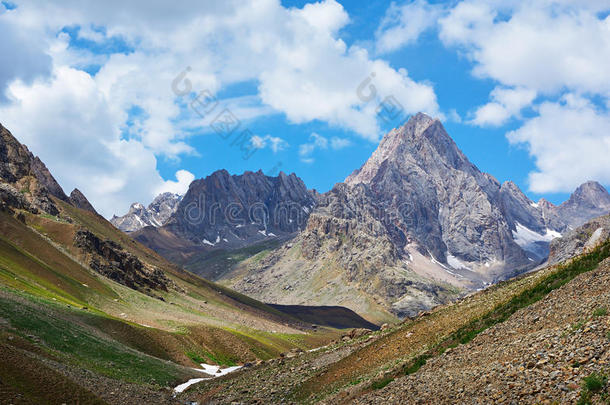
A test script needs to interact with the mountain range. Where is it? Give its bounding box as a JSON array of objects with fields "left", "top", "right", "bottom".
[
  {"left": 3, "top": 114, "right": 610, "bottom": 403},
  {"left": 112, "top": 113, "right": 610, "bottom": 321}
]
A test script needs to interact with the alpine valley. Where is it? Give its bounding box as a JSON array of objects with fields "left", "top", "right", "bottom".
[{"left": 3, "top": 112, "right": 610, "bottom": 404}]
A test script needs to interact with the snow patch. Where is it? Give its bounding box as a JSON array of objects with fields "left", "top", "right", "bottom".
[
  {"left": 512, "top": 222, "right": 562, "bottom": 248},
  {"left": 173, "top": 364, "right": 242, "bottom": 394},
  {"left": 173, "top": 378, "right": 206, "bottom": 394},
  {"left": 446, "top": 254, "right": 471, "bottom": 271},
  {"left": 202, "top": 239, "right": 215, "bottom": 246}
]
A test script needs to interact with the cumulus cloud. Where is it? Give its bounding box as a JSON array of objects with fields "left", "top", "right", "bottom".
[
  {"left": 0, "top": 6, "right": 52, "bottom": 100},
  {"left": 155, "top": 169, "right": 195, "bottom": 196},
  {"left": 471, "top": 86, "right": 536, "bottom": 127},
  {"left": 439, "top": 0, "right": 610, "bottom": 96},
  {"left": 375, "top": 0, "right": 443, "bottom": 54},
  {"left": 0, "top": 66, "right": 181, "bottom": 218},
  {"left": 507, "top": 95, "right": 610, "bottom": 193},
  {"left": 436, "top": 0, "right": 610, "bottom": 192}
]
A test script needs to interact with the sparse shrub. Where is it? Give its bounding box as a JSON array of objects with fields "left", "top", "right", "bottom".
[
  {"left": 592, "top": 307, "right": 608, "bottom": 317},
  {"left": 403, "top": 354, "right": 429, "bottom": 375},
  {"left": 583, "top": 372, "right": 607, "bottom": 392},
  {"left": 572, "top": 320, "right": 586, "bottom": 331},
  {"left": 577, "top": 372, "right": 608, "bottom": 405},
  {"left": 371, "top": 376, "right": 394, "bottom": 390}
]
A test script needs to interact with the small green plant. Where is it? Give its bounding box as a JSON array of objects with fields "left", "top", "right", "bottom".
[
  {"left": 371, "top": 376, "right": 394, "bottom": 390},
  {"left": 592, "top": 307, "right": 608, "bottom": 317},
  {"left": 403, "top": 354, "right": 430, "bottom": 375},
  {"left": 572, "top": 320, "right": 586, "bottom": 331},
  {"left": 583, "top": 372, "right": 607, "bottom": 392},
  {"left": 606, "top": 330, "right": 610, "bottom": 340},
  {"left": 578, "top": 372, "right": 608, "bottom": 405}
]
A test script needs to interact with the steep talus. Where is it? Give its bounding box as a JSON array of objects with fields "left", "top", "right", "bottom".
[
  {"left": 548, "top": 213, "right": 610, "bottom": 265},
  {"left": 357, "top": 256, "right": 610, "bottom": 404},
  {"left": 186, "top": 220, "right": 610, "bottom": 404}
]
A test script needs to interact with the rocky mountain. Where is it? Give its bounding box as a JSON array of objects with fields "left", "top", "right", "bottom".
[
  {"left": 166, "top": 169, "right": 315, "bottom": 247},
  {"left": 554, "top": 181, "right": 610, "bottom": 228},
  {"left": 111, "top": 192, "right": 182, "bottom": 232},
  {"left": 217, "top": 113, "right": 610, "bottom": 320},
  {"left": 69, "top": 188, "right": 98, "bottom": 215},
  {"left": 131, "top": 170, "right": 317, "bottom": 266},
  {"left": 0, "top": 123, "right": 68, "bottom": 216}
]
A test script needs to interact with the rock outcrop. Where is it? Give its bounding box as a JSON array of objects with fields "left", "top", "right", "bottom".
[
  {"left": 74, "top": 229, "right": 173, "bottom": 294},
  {"left": 548, "top": 214, "right": 610, "bottom": 265},
  {"left": 0, "top": 123, "right": 68, "bottom": 215},
  {"left": 69, "top": 188, "right": 98, "bottom": 215}
]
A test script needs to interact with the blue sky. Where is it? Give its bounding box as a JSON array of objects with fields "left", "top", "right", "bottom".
[{"left": 1, "top": 0, "right": 609, "bottom": 217}]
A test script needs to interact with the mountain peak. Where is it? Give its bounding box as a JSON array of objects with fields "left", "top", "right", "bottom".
[
  {"left": 563, "top": 181, "right": 610, "bottom": 208},
  {"left": 69, "top": 188, "right": 98, "bottom": 215}
]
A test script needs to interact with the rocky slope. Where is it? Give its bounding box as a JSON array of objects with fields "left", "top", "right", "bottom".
[
  {"left": 0, "top": 123, "right": 69, "bottom": 216},
  {"left": 178, "top": 232, "right": 610, "bottom": 404},
  {"left": 219, "top": 113, "right": 610, "bottom": 321},
  {"left": 357, "top": 258, "right": 610, "bottom": 404},
  {"left": 548, "top": 213, "right": 610, "bottom": 265},
  {"left": 111, "top": 192, "right": 182, "bottom": 232}
]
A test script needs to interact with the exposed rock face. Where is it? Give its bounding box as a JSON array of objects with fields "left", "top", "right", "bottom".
[
  {"left": 221, "top": 114, "right": 609, "bottom": 320},
  {"left": 0, "top": 123, "right": 68, "bottom": 215},
  {"left": 548, "top": 214, "right": 610, "bottom": 265},
  {"left": 162, "top": 170, "right": 316, "bottom": 249},
  {"left": 111, "top": 192, "right": 182, "bottom": 232},
  {"left": 344, "top": 113, "right": 532, "bottom": 276},
  {"left": 69, "top": 188, "right": 98, "bottom": 215},
  {"left": 555, "top": 181, "right": 610, "bottom": 228},
  {"left": 74, "top": 229, "right": 173, "bottom": 294}
]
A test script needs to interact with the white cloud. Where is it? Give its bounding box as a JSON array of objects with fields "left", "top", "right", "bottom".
[
  {"left": 439, "top": 1, "right": 610, "bottom": 96},
  {"left": 155, "top": 169, "right": 195, "bottom": 196},
  {"left": 375, "top": 0, "right": 443, "bottom": 54},
  {"left": 250, "top": 134, "right": 289, "bottom": 153},
  {"left": 0, "top": 66, "right": 185, "bottom": 218},
  {"left": 299, "top": 133, "right": 329, "bottom": 163},
  {"left": 471, "top": 86, "right": 536, "bottom": 127},
  {"left": 0, "top": 6, "right": 52, "bottom": 100},
  {"left": 298, "top": 132, "right": 350, "bottom": 163},
  {"left": 330, "top": 136, "right": 351, "bottom": 149},
  {"left": 507, "top": 94, "right": 610, "bottom": 193}
]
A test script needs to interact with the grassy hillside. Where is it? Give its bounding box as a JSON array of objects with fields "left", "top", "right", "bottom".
[{"left": 0, "top": 202, "right": 342, "bottom": 403}]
